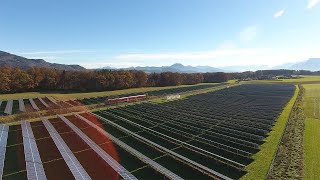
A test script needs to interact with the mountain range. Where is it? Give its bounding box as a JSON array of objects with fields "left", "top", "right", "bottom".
[
  {"left": 102, "top": 58, "right": 320, "bottom": 73},
  {"left": 1, "top": 50, "right": 320, "bottom": 72},
  {"left": 105, "top": 63, "right": 224, "bottom": 73},
  {"left": 0, "top": 51, "right": 85, "bottom": 71}
]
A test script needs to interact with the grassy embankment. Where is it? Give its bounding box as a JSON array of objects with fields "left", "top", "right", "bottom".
[
  {"left": 302, "top": 84, "right": 320, "bottom": 179},
  {"left": 241, "top": 85, "right": 299, "bottom": 180},
  {"left": 267, "top": 85, "right": 304, "bottom": 179}
]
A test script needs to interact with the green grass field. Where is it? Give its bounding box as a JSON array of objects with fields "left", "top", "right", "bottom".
[
  {"left": 241, "top": 85, "right": 299, "bottom": 180},
  {"left": 302, "top": 84, "right": 320, "bottom": 180},
  {"left": 246, "top": 75, "right": 320, "bottom": 84},
  {"left": 0, "top": 83, "right": 218, "bottom": 100}
]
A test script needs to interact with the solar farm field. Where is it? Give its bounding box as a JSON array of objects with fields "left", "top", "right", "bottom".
[
  {"left": 0, "top": 97, "right": 60, "bottom": 116},
  {"left": 0, "top": 84, "right": 295, "bottom": 179},
  {"left": 78, "top": 83, "right": 226, "bottom": 105}
]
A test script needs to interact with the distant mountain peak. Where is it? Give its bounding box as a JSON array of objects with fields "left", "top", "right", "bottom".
[
  {"left": 273, "top": 58, "right": 320, "bottom": 71},
  {"left": 170, "top": 63, "right": 185, "bottom": 68}
]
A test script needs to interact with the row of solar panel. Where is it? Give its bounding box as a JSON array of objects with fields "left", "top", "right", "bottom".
[
  {"left": 0, "top": 97, "right": 82, "bottom": 116},
  {"left": 0, "top": 114, "right": 185, "bottom": 180}
]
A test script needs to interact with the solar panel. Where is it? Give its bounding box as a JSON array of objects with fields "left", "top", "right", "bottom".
[
  {"left": 19, "top": 99, "right": 26, "bottom": 112},
  {"left": 29, "top": 98, "right": 40, "bottom": 111},
  {"left": 92, "top": 112, "right": 232, "bottom": 180},
  {"left": 58, "top": 115, "right": 137, "bottom": 180},
  {"left": 0, "top": 124, "right": 9, "bottom": 133},
  {"left": 0, "top": 125, "right": 9, "bottom": 148},
  {"left": 42, "top": 118, "right": 91, "bottom": 180},
  {"left": 0, "top": 124, "right": 9, "bottom": 179},
  {"left": 38, "top": 98, "right": 50, "bottom": 108},
  {"left": 26, "top": 161, "right": 47, "bottom": 180},
  {"left": 21, "top": 120, "right": 47, "bottom": 180},
  {"left": 4, "top": 100, "right": 13, "bottom": 115},
  {"left": 75, "top": 113, "right": 184, "bottom": 180}
]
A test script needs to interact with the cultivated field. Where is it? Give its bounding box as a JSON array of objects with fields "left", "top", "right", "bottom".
[{"left": 302, "top": 84, "right": 320, "bottom": 179}]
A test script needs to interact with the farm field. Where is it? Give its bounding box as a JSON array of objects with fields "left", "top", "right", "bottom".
[
  {"left": 0, "top": 84, "right": 296, "bottom": 179},
  {"left": 302, "top": 84, "right": 320, "bottom": 179}
]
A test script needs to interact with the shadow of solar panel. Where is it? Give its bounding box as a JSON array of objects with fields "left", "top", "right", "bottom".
[
  {"left": 2, "top": 170, "right": 27, "bottom": 180},
  {"left": 3, "top": 144, "right": 26, "bottom": 175},
  {"left": 74, "top": 149, "right": 119, "bottom": 180},
  {"left": 131, "top": 166, "right": 170, "bottom": 180},
  {"left": 35, "top": 138, "right": 62, "bottom": 162},
  {"left": 43, "top": 159, "right": 74, "bottom": 180}
]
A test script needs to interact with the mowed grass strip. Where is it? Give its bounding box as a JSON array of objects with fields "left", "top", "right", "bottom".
[
  {"left": 246, "top": 75, "right": 320, "bottom": 84},
  {"left": 241, "top": 85, "right": 299, "bottom": 180},
  {"left": 303, "top": 84, "right": 320, "bottom": 179}
]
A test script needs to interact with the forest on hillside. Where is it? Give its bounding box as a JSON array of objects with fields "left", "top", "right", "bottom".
[{"left": 0, "top": 66, "right": 230, "bottom": 93}]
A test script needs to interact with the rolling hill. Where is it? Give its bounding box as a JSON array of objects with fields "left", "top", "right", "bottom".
[{"left": 0, "top": 51, "right": 85, "bottom": 70}]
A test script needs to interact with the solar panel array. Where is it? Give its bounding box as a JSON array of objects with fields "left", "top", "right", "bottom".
[
  {"left": 0, "top": 124, "right": 9, "bottom": 179},
  {"left": 0, "top": 84, "right": 296, "bottom": 179},
  {"left": 42, "top": 118, "right": 91, "bottom": 180},
  {"left": 58, "top": 115, "right": 138, "bottom": 180},
  {"left": 19, "top": 99, "right": 26, "bottom": 112},
  {"left": 4, "top": 100, "right": 13, "bottom": 115},
  {"left": 21, "top": 120, "right": 47, "bottom": 180},
  {"left": 0, "top": 97, "right": 73, "bottom": 116},
  {"left": 92, "top": 112, "right": 231, "bottom": 180},
  {"left": 75, "top": 113, "right": 184, "bottom": 180}
]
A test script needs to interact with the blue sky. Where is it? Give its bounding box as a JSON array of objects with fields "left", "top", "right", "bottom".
[{"left": 1, "top": 0, "right": 319, "bottom": 68}]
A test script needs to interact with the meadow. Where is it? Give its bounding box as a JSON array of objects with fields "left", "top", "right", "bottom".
[{"left": 302, "top": 84, "right": 320, "bottom": 179}]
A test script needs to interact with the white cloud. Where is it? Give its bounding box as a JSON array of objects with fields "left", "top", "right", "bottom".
[
  {"left": 110, "top": 43, "right": 320, "bottom": 68},
  {"left": 239, "top": 25, "right": 259, "bottom": 42},
  {"left": 307, "top": 0, "right": 320, "bottom": 9},
  {"left": 19, "top": 50, "right": 95, "bottom": 55},
  {"left": 273, "top": 10, "right": 284, "bottom": 18},
  {"left": 26, "top": 56, "right": 60, "bottom": 60},
  {"left": 115, "top": 47, "right": 270, "bottom": 61}
]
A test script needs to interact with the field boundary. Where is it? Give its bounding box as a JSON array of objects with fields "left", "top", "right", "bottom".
[
  {"left": 266, "top": 85, "right": 304, "bottom": 178},
  {"left": 241, "top": 85, "right": 299, "bottom": 180}
]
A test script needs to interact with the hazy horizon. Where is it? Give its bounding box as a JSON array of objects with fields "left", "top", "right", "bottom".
[{"left": 1, "top": 0, "right": 319, "bottom": 69}]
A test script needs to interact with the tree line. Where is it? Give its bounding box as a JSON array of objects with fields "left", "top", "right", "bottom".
[{"left": 0, "top": 67, "right": 231, "bottom": 93}]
